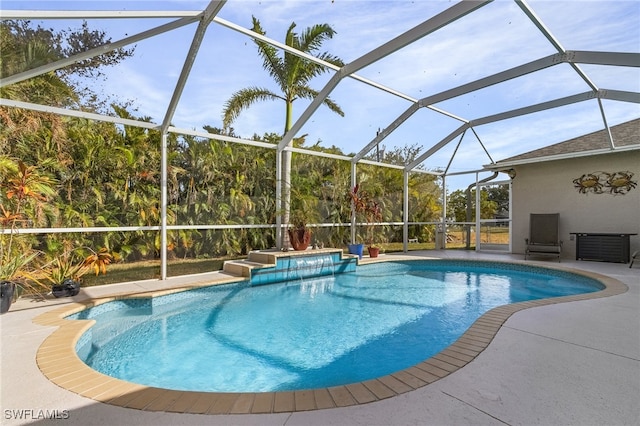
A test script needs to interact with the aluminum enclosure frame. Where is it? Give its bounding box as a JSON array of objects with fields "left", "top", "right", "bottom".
[{"left": 1, "top": 0, "right": 639, "bottom": 279}]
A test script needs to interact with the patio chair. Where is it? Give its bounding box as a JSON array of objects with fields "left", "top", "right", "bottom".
[{"left": 525, "top": 213, "right": 562, "bottom": 262}]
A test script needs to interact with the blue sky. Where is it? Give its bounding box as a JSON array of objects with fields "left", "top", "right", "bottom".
[{"left": 4, "top": 0, "right": 640, "bottom": 189}]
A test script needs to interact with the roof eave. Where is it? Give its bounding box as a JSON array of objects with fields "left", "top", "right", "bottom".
[{"left": 484, "top": 144, "right": 640, "bottom": 170}]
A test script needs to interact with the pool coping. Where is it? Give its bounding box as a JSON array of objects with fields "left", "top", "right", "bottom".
[{"left": 32, "top": 259, "right": 628, "bottom": 415}]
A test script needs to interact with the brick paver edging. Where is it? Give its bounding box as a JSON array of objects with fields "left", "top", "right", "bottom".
[{"left": 33, "top": 261, "right": 628, "bottom": 414}]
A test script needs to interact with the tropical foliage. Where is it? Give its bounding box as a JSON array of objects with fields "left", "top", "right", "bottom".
[
  {"left": 1, "top": 19, "right": 446, "bottom": 282},
  {"left": 42, "top": 247, "right": 112, "bottom": 286},
  {"left": 0, "top": 160, "right": 55, "bottom": 293},
  {"left": 349, "top": 184, "right": 383, "bottom": 246},
  {"left": 447, "top": 188, "right": 503, "bottom": 223}
]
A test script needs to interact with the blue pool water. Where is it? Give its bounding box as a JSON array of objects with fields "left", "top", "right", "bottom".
[{"left": 70, "top": 260, "right": 603, "bottom": 392}]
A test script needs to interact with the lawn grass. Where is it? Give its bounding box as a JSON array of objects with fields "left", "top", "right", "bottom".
[
  {"left": 81, "top": 257, "right": 233, "bottom": 287},
  {"left": 17, "top": 227, "right": 511, "bottom": 298},
  {"left": 74, "top": 227, "right": 511, "bottom": 289},
  {"left": 79, "top": 245, "right": 424, "bottom": 288}
]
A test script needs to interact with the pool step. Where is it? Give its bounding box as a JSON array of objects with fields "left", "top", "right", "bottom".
[
  {"left": 222, "top": 248, "right": 358, "bottom": 285},
  {"left": 222, "top": 259, "right": 271, "bottom": 278}
]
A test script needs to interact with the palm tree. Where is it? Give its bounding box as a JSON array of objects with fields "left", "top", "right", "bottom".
[{"left": 222, "top": 16, "right": 344, "bottom": 248}]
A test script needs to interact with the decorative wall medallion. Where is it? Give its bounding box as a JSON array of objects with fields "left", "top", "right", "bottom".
[{"left": 573, "top": 171, "right": 637, "bottom": 195}]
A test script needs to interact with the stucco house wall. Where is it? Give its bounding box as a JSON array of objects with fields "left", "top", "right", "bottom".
[{"left": 510, "top": 150, "right": 640, "bottom": 260}]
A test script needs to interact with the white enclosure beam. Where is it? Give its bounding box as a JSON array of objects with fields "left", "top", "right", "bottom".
[
  {"left": 470, "top": 89, "right": 640, "bottom": 129},
  {"left": 288, "top": 147, "right": 352, "bottom": 163},
  {"left": 168, "top": 127, "right": 276, "bottom": 149},
  {"left": 443, "top": 130, "right": 467, "bottom": 175},
  {"left": 345, "top": 1, "right": 491, "bottom": 159},
  {"left": 418, "top": 54, "right": 561, "bottom": 107},
  {"left": 357, "top": 159, "right": 405, "bottom": 170},
  {"left": 596, "top": 99, "right": 615, "bottom": 149},
  {"left": 569, "top": 51, "right": 640, "bottom": 67},
  {"left": 370, "top": 49, "right": 639, "bottom": 166},
  {"left": 599, "top": 89, "right": 640, "bottom": 104},
  {"left": 161, "top": 1, "right": 225, "bottom": 130},
  {"left": 280, "top": 0, "right": 491, "bottom": 151},
  {"left": 160, "top": 133, "right": 169, "bottom": 280},
  {"left": 278, "top": 72, "right": 343, "bottom": 150},
  {"left": 160, "top": 1, "right": 224, "bottom": 280},
  {"left": 349, "top": 75, "right": 417, "bottom": 103},
  {"left": 406, "top": 123, "right": 470, "bottom": 171},
  {"left": 350, "top": 162, "right": 357, "bottom": 244},
  {"left": 213, "top": 16, "right": 342, "bottom": 72},
  {"left": 471, "top": 91, "right": 597, "bottom": 127},
  {"left": 358, "top": 53, "right": 567, "bottom": 165},
  {"left": 3, "top": 9, "right": 342, "bottom": 96},
  {"left": 516, "top": 0, "right": 599, "bottom": 92},
  {"left": 403, "top": 171, "right": 409, "bottom": 252},
  {"left": 0, "top": 96, "right": 416, "bottom": 171},
  {"left": 275, "top": 148, "right": 283, "bottom": 250},
  {"left": 0, "top": 10, "right": 202, "bottom": 19},
  {"left": 470, "top": 126, "right": 495, "bottom": 165},
  {"left": 0, "top": 16, "right": 201, "bottom": 88},
  {"left": 353, "top": 103, "right": 422, "bottom": 161},
  {"left": 0, "top": 98, "right": 160, "bottom": 129},
  {"left": 343, "top": 0, "right": 492, "bottom": 76},
  {"left": 214, "top": 17, "right": 419, "bottom": 103},
  {"left": 516, "top": 0, "right": 566, "bottom": 52}
]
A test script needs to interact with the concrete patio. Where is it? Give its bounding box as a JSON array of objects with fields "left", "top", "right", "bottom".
[{"left": 1, "top": 251, "right": 638, "bottom": 425}]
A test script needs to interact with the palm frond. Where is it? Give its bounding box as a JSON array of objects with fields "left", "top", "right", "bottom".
[
  {"left": 224, "top": 17, "right": 345, "bottom": 129},
  {"left": 299, "top": 23, "right": 338, "bottom": 55},
  {"left": 251, "top": 17, "right": 286, "bottom": 88},
  {"left": 296, "top": 87, "right": 344, "bottom": 117},
  {"left": 222, "top": 87, "right": 283, "bottom": 130}
]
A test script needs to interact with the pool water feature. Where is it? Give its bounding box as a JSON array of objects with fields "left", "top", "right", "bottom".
[
  {"left": 223, "top": 248, "right": 357, "bottom": 285},
  {"left": 282, "top": 254, "right": 335, "bottom": 280},
  {"left": 69, "top": 260, "right": 603, "bottom": 393}
]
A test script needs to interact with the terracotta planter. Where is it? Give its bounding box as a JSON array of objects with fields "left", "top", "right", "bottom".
[
  {"left": 288, "top": 228, "right": 311, "bottom": 251},
  {"left": 368, "top": 246, "right": 380, "bottom": 258}
]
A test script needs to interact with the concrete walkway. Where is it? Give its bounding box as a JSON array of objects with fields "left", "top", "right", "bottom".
[{"left": 1, "top": 251, "right": 638, "bottom": 425}]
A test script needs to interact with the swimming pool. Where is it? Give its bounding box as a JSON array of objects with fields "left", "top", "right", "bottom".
[{"left": 69, "top": 260, "right": 603, "bottom": 393}]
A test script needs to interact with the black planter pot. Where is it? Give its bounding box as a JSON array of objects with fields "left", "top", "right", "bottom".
[
  {"left": 1, "top": 281, "right": 16, "bottom": 314},
  {"left": 52, "top": 278, "right": 81, "bottom": 298}
]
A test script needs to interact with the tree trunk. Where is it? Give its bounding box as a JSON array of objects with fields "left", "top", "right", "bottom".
[
  {"left": 281, "top": 148, "right": 292, "bottom": 249},
  {"left": 280, "top": 100, "right": 294, "bottom": 250}
]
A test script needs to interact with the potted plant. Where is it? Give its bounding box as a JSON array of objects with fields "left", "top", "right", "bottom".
[
  {"left": 1, "top": 159, "right": 54, "bottom": 313},
  {"left": 287, "top": 209, "right": 312, "bottom": 251},
  {"left": 364, "top": 199, "right": 383, "bottom": 258},
  {"left": 348, "top": 184, "right": 383, "bottom": 258},
  {"left": 0, "top": 251, "right": 41, "bottom": 313},
  {"left": 347, "top": 185, "right": 366, "bottom": 258},
  {"left": 43, "top": 247, "right": 112, "bottom": 298}
]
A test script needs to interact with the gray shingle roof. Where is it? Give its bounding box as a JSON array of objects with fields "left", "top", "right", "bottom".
[{"left": 489, "top": 118, "right": 640, "bottom": 167}]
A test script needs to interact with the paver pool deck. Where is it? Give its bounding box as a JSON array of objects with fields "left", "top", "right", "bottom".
[{"left": 1, "top": 250, "right": 639, "bottom": 425}]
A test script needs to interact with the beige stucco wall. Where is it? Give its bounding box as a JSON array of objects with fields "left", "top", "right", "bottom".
[{"left": 510, "top": 150, "right": 640, "bottom": 260}]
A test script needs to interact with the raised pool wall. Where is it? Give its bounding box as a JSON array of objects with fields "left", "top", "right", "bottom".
[{"left": 224, "top": 248, "right": 358, "bottom": 286}]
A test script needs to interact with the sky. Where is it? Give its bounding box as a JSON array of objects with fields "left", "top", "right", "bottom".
[{"left": 3, "top": 0, "right": 640, "bottom": 190}]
